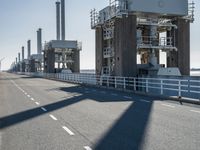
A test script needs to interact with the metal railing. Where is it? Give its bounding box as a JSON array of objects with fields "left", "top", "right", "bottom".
[
  {"left": 137, "top": 36, "right": 177, "bottom": 50},
  {"left": 90, "top": 0, "right": 128, "bottom": 29},
  {"left": 20, "top": 72, "right": 200, "bottom": 100}
]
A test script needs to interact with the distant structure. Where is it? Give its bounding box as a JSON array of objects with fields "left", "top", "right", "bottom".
[
  {"left": 29, "top": 29, "right": 43, "bottom": 72},
  {"left": 0, "top": 57, "right": 5, "bottom": 72},
  {"left": 44, "top": 0, "right": 81, "bottom": 73},
  {"left": 91, "top": 0, "right": 194, "bottom": 76}
]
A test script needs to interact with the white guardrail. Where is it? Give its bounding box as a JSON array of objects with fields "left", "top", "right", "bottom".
[{"left": 20, "top": 72, "right": 200, "bottom": 100}]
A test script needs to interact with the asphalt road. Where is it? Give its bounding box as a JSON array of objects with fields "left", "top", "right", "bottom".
[{"left": 0, "top": 72, "right": 200, "bottom": 150}]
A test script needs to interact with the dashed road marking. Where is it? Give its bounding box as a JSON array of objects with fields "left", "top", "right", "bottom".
[
  {"left": 123, "top": 96, "right": 132, "bottom": 99},
  {"left": 62, "top": 126, "right": 75, "bottom": 136},
  {"left": 35, "top": 102, "right": 40, "bottom": 105},
  {"left": 140, "top": 99, "right": 151, "bottom": 103},
  {"left": 27, "top": 95, "right": 31, "bottom": 98},
  {"left": 24, "top": 93, "right": 27, "bottom": 95},
  {"left": 161, "top": 104, "right": 175, "bottom": 108},
  {"left": 31, "top": 98, "right": 34, "bottom": 101},
  {"left": 41, "top": 107, "right": 47, "bottom": 112},
  {"left": 84, "top": 146, "right": 92, "bottom": 150},
  {"left": 49, "top": 114, "right": 58, "bottom": 121},
  {"left": 190, "top": 110, "right": 200, "bottom": 114}
]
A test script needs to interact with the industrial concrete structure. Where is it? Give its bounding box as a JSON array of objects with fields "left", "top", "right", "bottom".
[
  {"left": 20, "top": 46, "right": 26, "bottom": 72},
  {"left": 91, "top": 0, "right": 194, "bottom": 76},
  {"left": 29, "top": 28, "right": 43, "bottom": 72},
  {"left": 44, "top": 0, "right": 81, "bottom": 73}
]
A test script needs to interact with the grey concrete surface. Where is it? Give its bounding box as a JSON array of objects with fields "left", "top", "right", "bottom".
[{"left": 0, "top": 72, "right": 200, "bottom": 150}]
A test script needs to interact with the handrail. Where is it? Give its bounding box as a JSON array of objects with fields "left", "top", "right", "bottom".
[{"left": 20, "top": 72, "right": 200, "bottom": 100}]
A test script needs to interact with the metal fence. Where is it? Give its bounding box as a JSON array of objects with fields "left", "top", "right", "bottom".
[{"left": 20, "top": 72, "right": 200, "bottom": 100}]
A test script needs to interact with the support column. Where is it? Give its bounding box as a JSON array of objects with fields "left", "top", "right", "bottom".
[
  {"left": 71, "top": 50, "right": 80, "bottom": 73},
  {"left": 95, "top": 27, "right": 103, "bottom": 75},
  {"left": 114, "top": 15, "right": 137, "bottom": 77},
  {"left": 47, "top": 49, "right": 55, "bottom": 73},
  {"left": 167, "top": 19, "right": 190, "bottom": 75}
]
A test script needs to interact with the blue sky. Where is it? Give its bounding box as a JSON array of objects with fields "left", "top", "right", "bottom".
[{"left": 0, "top": 0, "right": 199, "bottom": 70}]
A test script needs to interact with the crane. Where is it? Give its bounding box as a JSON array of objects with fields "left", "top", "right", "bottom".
[{"left": 0, "top": 57, "right": 5, "bottom": 72}]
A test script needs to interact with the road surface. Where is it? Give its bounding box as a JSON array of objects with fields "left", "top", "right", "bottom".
[{"left": 0, "top": 72, "right": 200, "bottom": 150}]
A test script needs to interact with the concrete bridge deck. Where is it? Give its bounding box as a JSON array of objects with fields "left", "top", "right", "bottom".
[{"left": 0, "top": 72, "right": 200, "bottom": 150}]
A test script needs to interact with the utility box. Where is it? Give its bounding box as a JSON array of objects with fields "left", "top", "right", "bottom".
[{"left": 127, "top": 0, "right": 188, "bottom": 16}]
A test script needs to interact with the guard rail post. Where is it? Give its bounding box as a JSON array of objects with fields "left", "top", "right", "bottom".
[
  {"left": 178, "top": 80, "right": 182, "bottom": 98},
  {"left": 161, "top": 79, "right": 163, "bottom": 95},
  {"left": 146, "top": 79, "right": 149, "bottom": 93}
]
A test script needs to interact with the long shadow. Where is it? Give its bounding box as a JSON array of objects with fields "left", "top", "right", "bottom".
[
  {"left": 1, "top": 85, "right": 153, "bottom": 150},
  {"left": 0, "top": 94, "right": 85, "bottom": 129},
  {"left": 59, "top": 86, "right": 153, "bottom": 150}
]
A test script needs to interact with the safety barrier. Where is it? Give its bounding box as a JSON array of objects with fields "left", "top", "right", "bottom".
[{"left": 20, "top": 72, "right": 200, "bottom": 100}]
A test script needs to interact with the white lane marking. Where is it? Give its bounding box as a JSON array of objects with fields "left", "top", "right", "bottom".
[
  {"left": 84, "top": 146, "right": 92, "bottom": 150},
  {"left": 190, "top": 110, "right": 200, "bottom": 114},
  {"left": 161, "top": 104, "right": 175, "bottom": 108},
  {"left": 27, "top": 95, "right": 31, "bottom": 98},
  {"left": 111, "top": 93, "right": 118, "bottom": 96},
  {"left": 31, "top": 98, "right": 34, "bottom": 101},
  {"left": 0, "top": 132, "right": 2, "bottom": 149},
  {"left": 62, "top": 126, "right": 75, "bottom": 136},
  {"left": 24, "top": 93, "right": 27, "bottom": 95},
  {"left": 49, "top": 114, "right": 58, "bottom": 121},
  {"left": 35, "top": 102, "right": 40, "bottom": 105},
  {"left": 123, "top": 96, "right": 132, "bottom": 99},
  {"left": 41, "top": 107, "right": 47, "bottom": 112},
  {"left": 140, "top": 99, "right": 151, "bottom": 103}
]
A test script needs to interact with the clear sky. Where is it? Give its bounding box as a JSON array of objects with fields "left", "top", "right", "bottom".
[{"left": 0, "top": 0, "right": 199, "bottom": 70}]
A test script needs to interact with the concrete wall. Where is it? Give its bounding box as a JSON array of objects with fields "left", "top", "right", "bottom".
[
  {"left": 21, "top": 62, "right": 26, "bottom": 72},
  {"left": 70, "top": 50, "right": 80, "bottom": 73},
  {"left": 44, "top": 49, "right": 55, "bottom": 73},
  {"left": 127, "top": 0, "right": 188, "bottom": 16},
  {"left": 30, "top": 59, "right": 36, "bottom": 73},
  {"left": 167, "top": 19, "right": 190, "bottom": 75},
  {"left": 95, "top": 27, "right": 103, "bottom": 75},
  {"left": 114, "top": 15, "right": 137, "bottom": 77}
]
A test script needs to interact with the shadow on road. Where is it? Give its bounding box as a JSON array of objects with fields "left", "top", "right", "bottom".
[{"left": 0, "top": 85, "right": 153, "bottom": 150}]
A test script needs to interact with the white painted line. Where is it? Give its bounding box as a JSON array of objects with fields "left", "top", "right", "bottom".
[
  {"left": 27, "top": 95, "right": 31, "bottom": 98},
  {"left": 123, "top": 96, "right": 132, "bottom": 99},
  {"left": 62, "top": 126, "right": 75, "bottom": 136},
  {"left": 190, "top": 110, "right": 200, "bottom": 114},
  {"left": 84, "top": 146, "right": 92, "bottom": 150},
  {"left": 49, "top": 114, "right": 58, "bottom": 121},
  {"left": 41, "top": 107, "right": 47, "bottom": 112},
  {"left": 35, "top": 102, "right": 40, "bottom": 105},
  {"left": 161, "top": 104, "right": 175, "bottom": 108},
  {"left": 31, "top": 98, "right": 34, "bottom": 101},
  {"left": 24, "top": 93, "right": 27, "bottom": 95},
  {"left": 140, "top": 99, "right": 151, "bottom": 103},
  {"left": 111, "top": 93, "right": 118, "bottom": 96}
]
